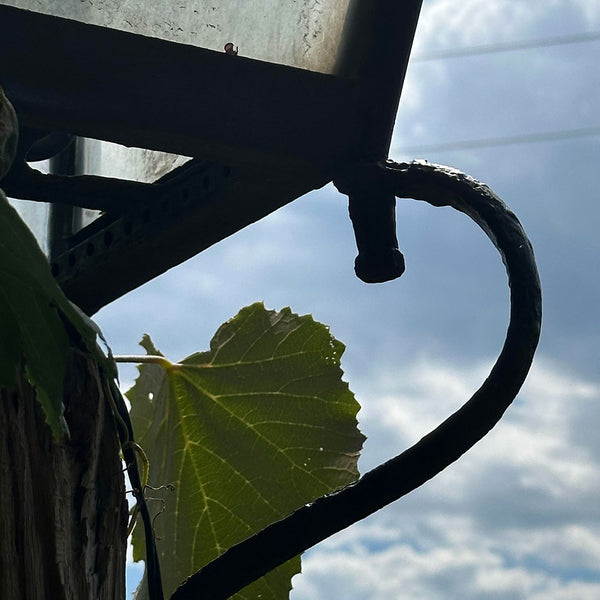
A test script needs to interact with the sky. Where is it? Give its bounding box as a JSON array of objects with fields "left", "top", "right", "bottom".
[{"left": 10, "top": 0, "right": 599, "bottom": 598}]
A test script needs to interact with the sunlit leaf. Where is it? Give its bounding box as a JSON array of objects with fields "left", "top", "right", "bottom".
[
  {"left": 129, "top": 303, "right": 365, "bottom": 600},
  {"left": 0, "top": 190, "right": 113, "bottom": 436},
  {"left": 1, "top": 88, "right": 111, "bottom": 436}
]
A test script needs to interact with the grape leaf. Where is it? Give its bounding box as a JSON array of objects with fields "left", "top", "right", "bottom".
[
  {"left": 1, "top": 88, "right": 112, "bottom": 436},
  {"left": 0, "top": 189, "right": 115, "bottom": 436},
  {"left": 128, "top": 303, "right": 365, "bottom": 600},
  {"left": 0, "top": 86, "right": 18, "bottom": 180}
]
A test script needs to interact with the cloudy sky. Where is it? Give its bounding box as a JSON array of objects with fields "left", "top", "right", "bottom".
[{"left": 44, "top": 0, "right": 598, "bottom": 598}]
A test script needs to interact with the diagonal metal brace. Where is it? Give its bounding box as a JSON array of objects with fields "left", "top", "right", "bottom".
[{"left": 4, "top": 126, "right": 330, "bottom": 315}]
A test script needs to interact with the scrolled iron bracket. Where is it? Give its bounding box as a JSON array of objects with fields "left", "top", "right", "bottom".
[{"left": 170, "top": 160, "right": 542, "bottom": 600}]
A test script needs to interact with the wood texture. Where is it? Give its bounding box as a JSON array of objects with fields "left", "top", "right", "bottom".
[{"left": 0, "top": 349, "right": 127, "bottom": 600}]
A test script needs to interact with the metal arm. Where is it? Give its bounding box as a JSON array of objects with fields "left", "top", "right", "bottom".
[
  {"left": 335, "top": 163, "right": 406, "bottom": 282},
  {"left": 169, "top": 160, "right": 542, "bottom": 600}
]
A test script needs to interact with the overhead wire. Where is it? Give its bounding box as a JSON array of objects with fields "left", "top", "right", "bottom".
[
  {"left": 397, "top": 127, "right": 600, "bottom": 154},
  {"left": 397, "top": 30, "right": 600, "bottom": 153},
  {"left": 412, "top": 30, "right": 600, "bottom": 61}
]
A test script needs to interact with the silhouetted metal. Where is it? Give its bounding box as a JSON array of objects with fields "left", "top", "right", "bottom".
[
  {"left": 0, "top": 2, "right": 422, "bottom": 313},
  {"left": 335, "top": 164, "right": 406, "bottom": 282},
  {"left": 170, "top": 160, "right": 542, "bottom": 600}
]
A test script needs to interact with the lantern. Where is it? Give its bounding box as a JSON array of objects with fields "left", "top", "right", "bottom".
[{"left": 0, "top": 0, "right": 422, "bottom": 314}]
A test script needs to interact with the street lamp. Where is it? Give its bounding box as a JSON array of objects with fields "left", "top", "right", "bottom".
[{"left": 0, "top": 0, "right": 421, "bottom": 314}]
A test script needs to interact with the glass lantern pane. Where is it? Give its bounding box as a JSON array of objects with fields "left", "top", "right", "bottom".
[
  {"left": 73, "top": 139, "right": 192, "bottom": 232},
  {"left": 4, "top": 139, "right": 188, "bottom": 257},
  {"left": 3, "top": 0, "right": 352, "bottom": 74},
  {"left": 8, "top": 197, "right": 50, "bottom": 254},
  {"left": 80, "top": 139, "right": 191, "bottom": 185},
  {"left": 7, "top": 158, "right": 51, "bottom": 255}
]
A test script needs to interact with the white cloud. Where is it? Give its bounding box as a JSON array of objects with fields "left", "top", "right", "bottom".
[
  {"left": 415, "top": 0, "right": 600, "bottom": 51},
  {"left": 416, "top": 0, "right": 538, "bottom": 48},
  {"left": 290, "top": 356, "right": 600, "bottom": 599},
  {"left": 478, "top": 364, "right": 600, "bottom": 495},
  {"left": 293, "top": 536, "right": 600, "bottom": 600},
  {"left": 502, "top": 524, "right": 600, "bottom": 572},
  {"left": 571, "top": 0, "right": 600, "bottom": 24}
]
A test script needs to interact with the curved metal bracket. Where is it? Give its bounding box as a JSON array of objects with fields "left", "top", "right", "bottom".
[{"left": 170, "top": 159, "right": 542, "bottom": 600}]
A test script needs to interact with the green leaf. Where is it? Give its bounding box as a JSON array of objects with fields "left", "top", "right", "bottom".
[
  {"left": 0, "top": 86, "right": 18, "bottom": 179},
  {"left": 0, "top": 190, "right": 113, "bottom": 436},
  {"left": 128, "top": 303, "right": 365, "bottom": 600},
  {"left": 1, "top": 88, "right": 111, "bottom": 436}
]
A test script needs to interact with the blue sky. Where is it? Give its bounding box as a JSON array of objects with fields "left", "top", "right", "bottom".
[
  {"left": 93, "top": 1, "right": 600, "bottom": 598},
  {"left": 9, "top": 0, "right": 599, "bottom": 598}
]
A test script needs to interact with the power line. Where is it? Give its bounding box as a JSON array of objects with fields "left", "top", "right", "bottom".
[
  {"left": 396, "top": 126, "right": 600, "bottom": 154},
  {"left": 412, "top": 31, "right": 600, "bottom": 61}
]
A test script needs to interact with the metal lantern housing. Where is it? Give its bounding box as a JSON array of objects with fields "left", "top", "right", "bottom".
[{"left": 0, "top": 1, "right": 422, "bottom": 314}]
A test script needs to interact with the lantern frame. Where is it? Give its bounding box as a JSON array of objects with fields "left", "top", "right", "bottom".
[{"left": 0, "top": 2, "right": 422, "bottom": 313}]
